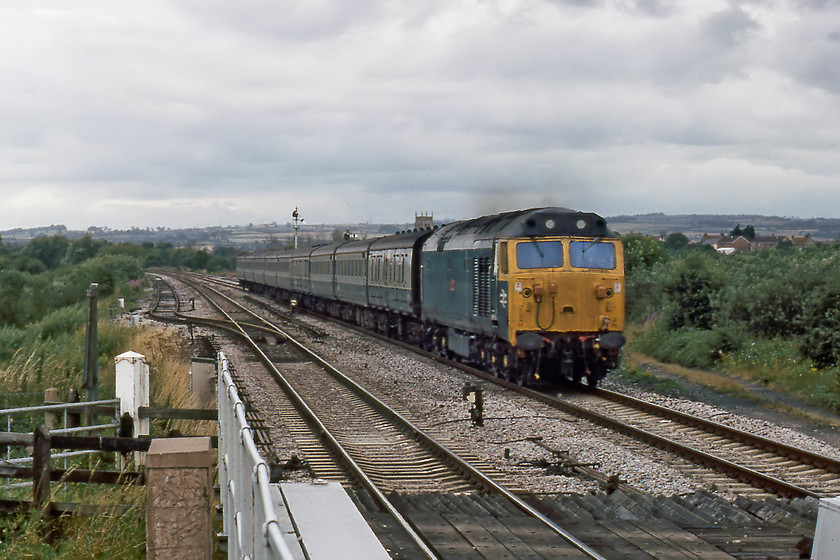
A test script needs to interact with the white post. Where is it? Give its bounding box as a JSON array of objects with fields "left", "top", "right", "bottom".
[
  {"left": 813, "top": 496, "right": 840, "bottom": 560},
  {"left": 115, "top": 351, "right": 150, "bottom": 465}
]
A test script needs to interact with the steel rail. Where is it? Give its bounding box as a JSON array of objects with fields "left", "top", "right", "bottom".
[
  {"left": 192, "top": 282, "right": 440, "bottom": 560},
  {"left": 164, "top": 272, "right": 610, "bottom": 560},
  {"left": 426, "top": 356, "right": 824, "bottom": 500},
  {"left": 596, "top": 387, "right": 840, "bottom": 473},
  {"left": 437, "top": 359, "right": 824, "bottom": 499}
]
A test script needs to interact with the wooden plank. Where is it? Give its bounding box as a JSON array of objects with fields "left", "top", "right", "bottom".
[
  {"left": 32, "top": 425, "right": 50, "bottom": 511},
  {"left": 609, "top": 519, "right": 736, "bottom": 560},
  {"left": 0, "top": 432, "right": 33, "bottom": 445},
  {"left": 555, "top": 522, "right": 649, "bottom": 560},
  {"left": 404, "top": 513, "right": 484, "bottom": 559},
  {"left": 139, "top": 406, "right": 217, "bottom": 420},
  {"left": 443, "top": 513, "right": 519, "bottom": 559},
  {"left": 0, "top": 498, "right": 137, "bottom": 517},
  {"left": 501, "top": 517, "right": 599, "bottom": 559},
  {"left": 0, "top": 466, "right": 144, "bottom": 485},
  {"left": 473, "top": 514, "right": 566, "bottom": 559},
  {"left": 51, "top": 434, "right": 152, "bottom": 452}
]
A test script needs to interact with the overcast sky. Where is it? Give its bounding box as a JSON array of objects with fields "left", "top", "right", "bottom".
[{"left": 2, "top": 1, "right": 839, "bottom": 230}]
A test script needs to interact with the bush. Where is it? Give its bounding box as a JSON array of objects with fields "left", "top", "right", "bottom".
[
  {"left": 633, "top": 323, "right": 740, "bottom": 370},
  {"left": 661, "top": 251, "right": 722, "bottom": 330}
]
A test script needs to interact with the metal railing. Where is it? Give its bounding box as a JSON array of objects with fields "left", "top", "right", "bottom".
[
  {"left": 0, "top": 398, "right": 121, "bottom": 490},
  {"left": 1, "top": 400, "right": 120, "bottom": 458},
  {"left": 218, "top": 352, "right": 297, "bottom": 560}
]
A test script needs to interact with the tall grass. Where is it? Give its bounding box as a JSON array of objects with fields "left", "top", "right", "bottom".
[{"left": 0, "top": 310, "right": 211, "bottom": 558}]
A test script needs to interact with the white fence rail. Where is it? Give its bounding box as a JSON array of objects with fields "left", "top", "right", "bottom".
[{"left": 218, "top": 352, "right": 297, "bottom": 560}]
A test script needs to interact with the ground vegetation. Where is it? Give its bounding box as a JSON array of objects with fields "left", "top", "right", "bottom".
[
  {"left": 0, "top": 235, "right": 228, "bottom": 558},
  {"left": 624, "top": 234, "right": 840, "bottom": 413}
]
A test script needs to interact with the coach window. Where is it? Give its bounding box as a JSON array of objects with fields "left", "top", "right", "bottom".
[{"left": 516, "top": 240, "right": 563, "bottom": 269}]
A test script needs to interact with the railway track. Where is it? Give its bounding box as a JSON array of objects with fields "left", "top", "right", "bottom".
[
  {"left": 570, "top": 388, "right": 840, "bottom": 498},
  {"left": 162, "top": 272, "right": 840, "bottom": 502},
  {"left": 150, "top": 271, "right": 610, "bottom": 560},
  {"left": 448, "top": 357, "right": 840, "bottom": 500}
]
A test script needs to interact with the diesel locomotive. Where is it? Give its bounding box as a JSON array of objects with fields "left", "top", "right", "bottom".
[{"left": 237, "top": 207, "right": 626, "bottom": 387}]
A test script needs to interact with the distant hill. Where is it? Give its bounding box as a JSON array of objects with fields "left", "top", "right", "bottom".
[
  {"left": 0, "top": 222, "right": 415, "bottom": 251},
  {"left": 606, "top": 214, "right": 840, "bottom": 241},
  {"left": 4, "top": 214, "right": 840, "bottom": 249}
]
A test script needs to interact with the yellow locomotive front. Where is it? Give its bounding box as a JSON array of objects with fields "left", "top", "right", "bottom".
[{"left": 498, "top": 235, "right": 625, "bottom": 387}]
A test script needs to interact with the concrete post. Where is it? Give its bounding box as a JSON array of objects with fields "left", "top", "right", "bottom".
[
  {"left": 189, "top": 357, "right": 217, "bottom": 409},
  {"left": 146, "top": 437, "right": 213, "bottom": 560},
  {"left": 115, "top": 351, "right": 149, "bottom": 465}
]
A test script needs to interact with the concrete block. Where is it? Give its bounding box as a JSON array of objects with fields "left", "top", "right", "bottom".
[{"left": 146, "top": 437, "right": 213, "bottom": 560}]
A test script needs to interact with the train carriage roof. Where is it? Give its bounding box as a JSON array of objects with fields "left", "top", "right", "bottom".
[
  {"left": 423, "top": 207, "right": 617, "bottom": 252},
  {"left": 310, "top": 242, "right": 343, "bottom": 258},
  {"left": 334, "top": 238, "right": 374, "bottom": 255},
  {"left": 368, "top": 229, "right": 434, "bottom": 251}
]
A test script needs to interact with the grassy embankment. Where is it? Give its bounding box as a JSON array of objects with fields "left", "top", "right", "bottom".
[
  {"left": 615, "top": 235, "right": 840, "bottom": 425},
  {"left": 0, "top": 286, "right": 210, "bottom": 559}
]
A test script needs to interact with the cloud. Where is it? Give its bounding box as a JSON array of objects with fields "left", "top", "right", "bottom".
[{"left": 0, "top": 1, "right": 838, "bottom": 230}]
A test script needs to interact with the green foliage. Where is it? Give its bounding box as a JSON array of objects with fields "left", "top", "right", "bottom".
[
  {"left": 629, "top": 241, "right": 840, "bottom": 412},
  {"left": 634, "top": 322, "right": 741, "bottom": 370},
  {"left": 661, "top": 251, "right": 722, "bottom": 330},
  {"left": 63, "top": 233, "right": 108, "bottom": 265},
  {"left": 664, "top": 232, "right": 690, "bottom": 252},
  {"left": 21, "top": 235, "right": 71, "bottom": 269},
  {"left": 622, "top": 233, "right": 666, "bottom": 275},
  {"left": 0, "top": 235, "right": 234, "bottom": 558},
  {"left": 37, "top": 304, "right": 86, "bottom": 340},
  {"left": 612, "top": 364, "right": 683, "bottom": 395},
  {"left": 0, "top": 236, "right": 238, "bottom": 329},
  {"left": 0, "top": 490, "right": 145, "bottom": 559},
  {"left": 800, "top": 287, "right": 840, "bottom": 368}
]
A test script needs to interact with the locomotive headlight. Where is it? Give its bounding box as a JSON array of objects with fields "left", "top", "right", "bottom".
[{"left": 595, "top": 285, "right": 614, "bottom": 299}]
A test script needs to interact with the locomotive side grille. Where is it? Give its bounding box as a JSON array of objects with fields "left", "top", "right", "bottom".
[{"left": 472, "top": 257, "right": 492, "bottom": 317}]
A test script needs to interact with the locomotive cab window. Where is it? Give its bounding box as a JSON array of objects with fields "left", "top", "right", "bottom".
[
  {"left": 516, "top": 240, "right": 563, "bottom": 269},
  {"left": 569, "top": 241, "right": 616, "bottom": 270}
]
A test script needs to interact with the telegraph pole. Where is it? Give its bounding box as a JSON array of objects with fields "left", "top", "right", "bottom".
[{"left": 292, "top": 207, "right": 304, "bottom": 249}]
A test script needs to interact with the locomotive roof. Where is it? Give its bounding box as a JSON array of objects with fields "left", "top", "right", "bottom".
[{"left": 423, "top": 207, "right": 617, "bottom": 251}]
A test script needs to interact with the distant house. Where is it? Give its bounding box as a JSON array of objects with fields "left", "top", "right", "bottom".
[
  {"left": 696, "top": 233, "right": 811, "bottom": 253},
  {"left": 790, "top": 235, "right": 815, "bottom": 250},
  {"left": 750, "top": 236, "right": 785, "bottom": 251},
  {"left": 712, "top": 235, "right": 751, "bottom": 254}
]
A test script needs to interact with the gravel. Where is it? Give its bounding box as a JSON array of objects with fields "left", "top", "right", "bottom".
[{"left": 146, "top": 277, "right": 840, "bottom": 498}]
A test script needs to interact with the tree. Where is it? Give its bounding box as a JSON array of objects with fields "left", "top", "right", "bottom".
[
  {"left": 622, "top": 233, "right": 666, "bottom": 275},
  {"left": 64, "top": 234, "right": 108, "bottom": 264},
  {"left": 22, "top": 235, "right": 70, "bottom": 269},
  {"left": 664, "top": 233, "right": 690, "bottom": 252},
  {"left": 742, "top": 224, "right": 756, "bottom": 241},
  {"left": 730, "top": 224, "right": 743, "bottom": 238},
  {"left": 662, "top": 252, "right": 721, "bottom": 330}
]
